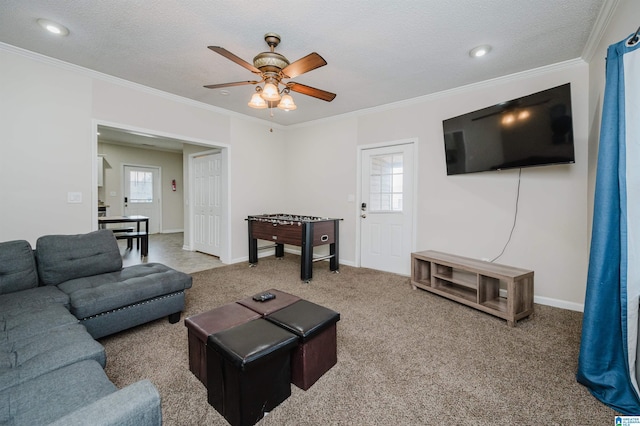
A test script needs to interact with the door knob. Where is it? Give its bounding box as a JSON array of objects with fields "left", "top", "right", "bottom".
[{"left": 361, "top": 214, "right": 367, "bottom": 218}]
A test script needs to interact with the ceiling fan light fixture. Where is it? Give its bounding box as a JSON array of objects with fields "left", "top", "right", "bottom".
[
  {"left": 205, "top": 33, "right": 336, "bottom": 115},
  {"left": 261, "top": 81, "right": 281, "bottom": 102},
  {"left": 248, "top": 91, "right": 267, "bottom": 109},
  {"left": 277, "top": 93, "right": 297, "bottom": 111}
]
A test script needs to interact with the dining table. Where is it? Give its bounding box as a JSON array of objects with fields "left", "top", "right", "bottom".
[{"left": 98, "top": 215, "right": 149, "bottom": 255}]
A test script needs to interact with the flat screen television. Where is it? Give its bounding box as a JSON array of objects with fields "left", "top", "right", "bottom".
[{"left": 442, "top": 83, "right": 575, "bottom": 175}]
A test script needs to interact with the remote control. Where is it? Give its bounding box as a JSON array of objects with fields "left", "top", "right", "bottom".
[{"left": 252, "top": 292, "right": 276, "bottom": 302}]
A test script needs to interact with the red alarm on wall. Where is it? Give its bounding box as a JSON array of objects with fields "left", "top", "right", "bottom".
[{"left": 171, "top": 179, "right": 176, "bottom": 191}]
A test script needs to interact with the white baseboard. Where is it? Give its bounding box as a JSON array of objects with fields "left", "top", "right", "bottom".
[
  {"left": 497, "top": 289, "right": 582, "bottom": 312},
  {"left": 161, "top": 229, "right": 184, "bottom": 234},
  {"left": 534, "top": 295, "right": 583, "bottom": 312}
]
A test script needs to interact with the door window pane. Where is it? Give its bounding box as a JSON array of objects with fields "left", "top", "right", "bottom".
[
  {"left": 369, "top": 153, "right": 403, "bottom": 212},
  {"left": 129, "top": 171, "right": 153, "bottom": 203}
]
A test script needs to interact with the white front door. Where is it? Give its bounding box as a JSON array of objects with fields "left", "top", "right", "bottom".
[
  {"left": 123, "top": 165, "right": 161, "bottom": 234},
  {"left": 360, "top": 143, "right": 415, "bottom": 275},
  {"left": 193, "top": 153, "right": 221, "bottom": 257}
]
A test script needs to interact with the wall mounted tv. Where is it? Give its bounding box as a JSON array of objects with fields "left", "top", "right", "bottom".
[{"left": 442, "top": 83, "right": 575, "bottom": 175}]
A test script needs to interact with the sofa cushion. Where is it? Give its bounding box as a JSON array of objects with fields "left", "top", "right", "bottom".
[
  {"left": 0, "top": 323, "right": 106, "bottom": 392},
  {"left": 0, "top": 240, "right": 38, "bottom": 294},
  {"left": 0, "top": 303, "right": 78, "bottom": 343},
  {"left": 48, "top": 379, "right": 162, "bottom": 426},
  {"left": 57, "top": 263, "right": 192, "bottom": 319},
  {"left": 35, "top": 230, "right": 123, "bottom": 286},
  {"left": 0, "top": 359, "right": 116, "bottom": 425},
  {"left": 0, "top": 285, "right": 69, "bottom": 314}
]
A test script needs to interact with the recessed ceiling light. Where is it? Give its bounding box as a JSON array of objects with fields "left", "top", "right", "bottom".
[
  {"left": 220, "top": 90, "right": 230, "bottom": 96},
  {"left": 37, "top": 18, "right": 69, "bottom": 36},
  {"left": 469, "top": 44, "right": 492, "bottom": 58}
]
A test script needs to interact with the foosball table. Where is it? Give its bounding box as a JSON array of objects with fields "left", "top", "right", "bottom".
[{"left": 247, "top": 214, "right": 342, "bottom": 282}]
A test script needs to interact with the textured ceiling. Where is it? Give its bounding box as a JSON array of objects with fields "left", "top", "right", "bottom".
[{"left": 0, "top": 1, "right": 607, "bottom": 128}]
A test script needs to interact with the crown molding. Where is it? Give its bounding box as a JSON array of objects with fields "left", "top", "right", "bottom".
[
  {"left": 2, "top": 40, "right": 587, "bottom": 132},
  {"left": 0, "top": 41, "right": 285, "bottom": 131},
  {"left": 581, "top": 0, "right": 620, "bottom": 62},
  {"left": 289, "top": 57, "right": 587, "bottom": 129}
]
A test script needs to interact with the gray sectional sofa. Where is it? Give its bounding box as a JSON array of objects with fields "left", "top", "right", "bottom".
[{"left": 0, "top": 230, "right": 193, "bottom": 425}]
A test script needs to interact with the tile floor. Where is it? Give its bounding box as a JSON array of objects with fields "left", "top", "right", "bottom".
[{"left": 119, "top": 232, "right": 224, "bottom": 274}]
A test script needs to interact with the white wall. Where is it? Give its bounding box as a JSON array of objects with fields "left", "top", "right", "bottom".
[
  {"left": 0, "top": 28, "right": 615, "bottom": 309},
  {"left": 284, "top": 118, "right": 359, "bottom": 263},
  {"left": 91, "top": 79, "right": 232, "bottom": 145},
  {"left": 226, "top": 117, "right": 287, "bottom": 262},
  {"left": 0, "top": 49, "right": 93, "bottom": 244},
  {"left": 287, "top": 61, "right": 590, "bottom": 309},
  {"left": 0, "top": 46, "right": 285, "bottom": 263}
]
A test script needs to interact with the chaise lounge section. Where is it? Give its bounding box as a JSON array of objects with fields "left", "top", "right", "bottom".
[{"left": 35, "top": 229, "right": 192, "bottom": 339}]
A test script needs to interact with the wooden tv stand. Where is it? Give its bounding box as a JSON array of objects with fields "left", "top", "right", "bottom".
[{"left": 411, "top": 250, "right": 534, "bottom": 326}]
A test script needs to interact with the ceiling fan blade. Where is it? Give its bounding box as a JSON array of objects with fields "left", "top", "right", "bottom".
[
  {"left": 204, "top": 81, "right": 259, "bottom": 89},
  {"left": 208, "top": 46, "right": 261, "bottom": 74},
  {"left": 282, "top": 53, "right": 327, "bottom": 78},
  {"left": 288, "top": 83, "right": 336, "bottom": 102}
]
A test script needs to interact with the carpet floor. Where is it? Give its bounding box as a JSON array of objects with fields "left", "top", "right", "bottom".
[{"left": 99, "top": 255, "right": 618, "bottom": 425}]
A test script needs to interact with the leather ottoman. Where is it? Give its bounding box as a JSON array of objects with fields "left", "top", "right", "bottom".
[
  {"left": 236, "top": 288, "right": 301, "bottom": 316},
  {"left": 266, "top": 299, "right": 340, "bottom": 390},
  {"left": 206, "top": 318, "right": 298, "bottom": 426},
  {"left": 184, "top": 303, "right": 260, "bottom": 385}
]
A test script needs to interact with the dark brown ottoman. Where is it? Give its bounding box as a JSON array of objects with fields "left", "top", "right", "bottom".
[
  {"left": 236, "top": 288, "right": 301, "bottom": 316},
  {"left": 265, "top": 299, "right": 340, "bottom": 390},
  {"left": 206, "top": 319, "right": 298, "bottom": 426},
  {"left": 184, "top": 303, "right": 260, "bottom": 385}
]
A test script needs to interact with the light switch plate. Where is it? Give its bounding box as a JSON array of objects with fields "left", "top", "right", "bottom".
[{"left": 67, "top": 192, "right": 82, "bottom": 203}]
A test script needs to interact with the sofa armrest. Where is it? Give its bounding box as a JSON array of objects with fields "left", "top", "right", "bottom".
[{"left": 48, "top": 380, "right": 161, "bottom": 426}]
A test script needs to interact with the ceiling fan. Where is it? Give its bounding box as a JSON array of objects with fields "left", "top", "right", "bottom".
[{"left": 204, "top": 33, "right": 336, "bottom": 110}]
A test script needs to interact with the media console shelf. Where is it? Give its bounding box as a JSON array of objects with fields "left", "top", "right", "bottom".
[{"left": 411, "top": 250, "right": 534, "bottom": 326}]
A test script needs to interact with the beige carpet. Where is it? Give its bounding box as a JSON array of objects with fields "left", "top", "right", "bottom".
[{"left": 99, "top": 255, "right": 618, "bottom": 425}]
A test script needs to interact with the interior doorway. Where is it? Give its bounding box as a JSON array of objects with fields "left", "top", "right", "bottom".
[{"left": 92, "top": 121, "right": 231, "bottom": 263}]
